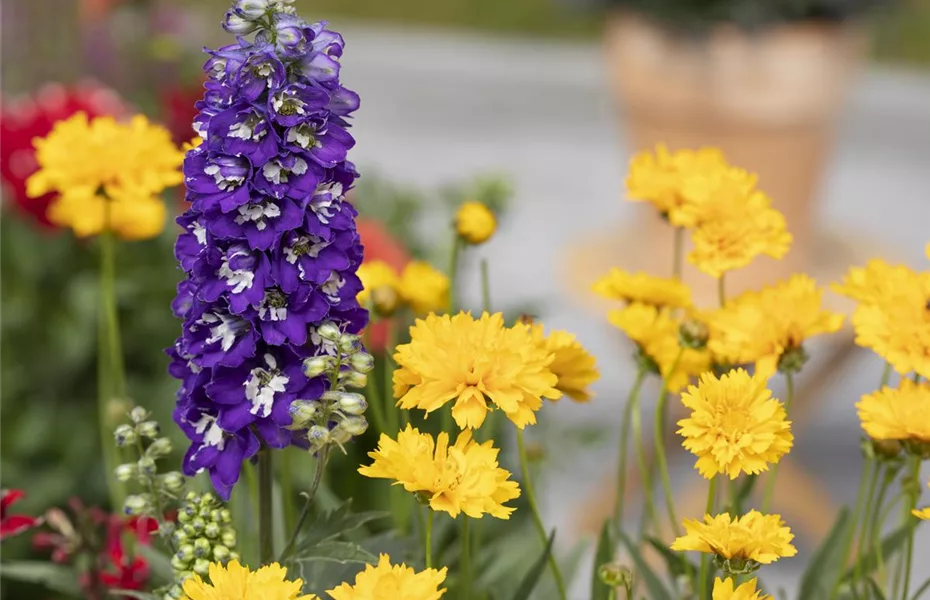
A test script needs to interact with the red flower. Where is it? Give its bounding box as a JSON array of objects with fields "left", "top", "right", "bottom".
[
  {"left": 95, "top": 518, "right": 150, "bottom": 595},
  {"left": 160, "top": 79, "right": 203, "bottom": 146},
  {"left": 356, "top": 217, "right": 411, "bottom": 351},
  {"left": 1, "top": 489, "right": 41, "bottom": 540},
  {"left": 0, "top": 81, "right": 126, "bottom": 227}
]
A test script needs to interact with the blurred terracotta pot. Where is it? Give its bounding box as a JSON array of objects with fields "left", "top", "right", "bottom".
[{"left": 604, "top": 13, "right": 867, "bottom": 298}]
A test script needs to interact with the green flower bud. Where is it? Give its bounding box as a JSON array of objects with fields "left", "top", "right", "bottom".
[
  {"left": 193, "top": 537, "right": 212, "bottom": 558},
  {"left": 137, "top": 456, "right": 158, "bottom": 477},
  {"left": 205, "top": 522, "right": 221, "bottom": 539},
  {"left": 130, "top": 406, "right": 150, "bottom": 423},
  {"left": 162, "top": 472, "right": 186, "bottom": 493},
  {"left": 191, "top": 517, "right": 206, "bottom": 534},
  {"left": 177, "top": 570, "right": 195, "bottom": 584},
  {"left": 158, "top": 522, "right": 176, "bottom": 539},
  {"left": 340, "top": 370, "right": 367, "bottom": 389},
  {"left": 176, "top": 544, "right": 196, "bottom": 563},
  {"left": 350, "top": 352, "right": 374, "bottom": 374},
  {"left": 288, "top": 399, "right": 319, "bottom": 426},
  {"left": 184, "top": 491, "right": 200, "bottom": 503},
  {"left": 678, "top": 319, "right": 710, "bottom": 350},
  {"left": 123, "top": 494, "right": 152, "bottom": 516},
  {"left": 221, "top": 530, "right": 237, "bottom": 548},
  {"left": 114, "top": 424, "right": 137, "bottom": 447},
  {"left": 193, "top": 558, "right": 211, "bottom": 577},
  {"left": 212, "top": 544, "right": 231, "bottom": 562},
  {"left": 228, "top": 551, "right": 241, "bottom": 563},
  {"left": 115, "top": 463, "right": 137, "bottom": 483},
  {"left": 137, "top": 421, "right": 161, "bottom": 439},
  {"left": 777, "top": 345, "right": 809, "bottom": 375},
  {"left": 302, "top": 356, "right": 333, "bottom": 378},
  {"left": 337, "top": 393, "right": 368, "bottom": 416},
  {"left": 714, "top": 555, "right": 761, "bottom": 576},
  {"left": 170, "top": 554, "right": 189, "bottom": 572},
  {"left": 338, "top": 415, "right": 368, "bottom": 436},
  {"left": 317, "top": 322, "right": 341, "bottom": 342},
  {"left": 219, "top": 509, "right": 232, "bottom": 524},
  {"left": 172, "top": 529, "right": 189, "bottom": 546},
  {"left": 146, "top": 437, "right": 172, "bottom": 458},
  {"left": 183, "top": 524, "right": 196, "bottom": 537},
  {"left": 337, "top": 333, "right": 360, "bottom": 354},
  {"left": 331, "top": 427, "right": 352, "bottom": 447},
  {"left": 598, "top": 562, "right": 633, "bottom": 588},
  {"left": 167, "top": 584, "right": 184, "bottom": 599},
  {"left": 200, "top": 493, "right": 216, "bottom": 507},
  {"left": 307, "top": 425, "right": 331, "bottom": 450}
]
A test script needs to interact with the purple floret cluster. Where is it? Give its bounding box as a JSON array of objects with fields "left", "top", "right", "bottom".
[{"left": 169, "top": 0, "right": 367, "bottom": 500}]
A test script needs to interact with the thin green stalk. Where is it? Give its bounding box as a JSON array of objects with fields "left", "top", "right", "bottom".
[
  {"left": 699, "top": 477, "right": 718, "bottom": 600},
  {"left": 888, "top": 487, "right": 910, "bottom": 600},
  {"left": 516, "top": 428, "right": 567, "bottom": 600},
  {"left": 900, "top": 457, "right": 921, "bottom": 600},
  {"left": 98, "top": 227, "right": 126, "bottom": 511},
  {"left": 362, "top": 328, "right": 387, "bottom": 434},
  {"left": 258, "top": 449, "right": 274, "bottom": 564},
  {"left": 672, "top": 227, "right": 684, "bottom": 280},
  {"left": 614, "top": 369, "right": 647, "bottom": 534},
  {"left": 425, "top": 508, "right": 434, "bottom": 570},
  {"left": 632, "top": 380, "right": 661, "bottom": 536},
  {"left": 280, "top": 449, "right": 296, "bottom": 537},
  {"left": 384, "top": 321, "right": 400, "bottom": 436},
  {"left": 655, "top": 349, "right": 685, "bottom": 536},
  {"left": 460, "top": 516, "right": 472, "bottom": 600},
  {"left": 880, "top": 363, "right": 893, "bottom": 387},
  {"left": 480, "top": 258, "right": 491, "bottom": 313},
  {"left": 279, "top": 448, "right": 330, "bottom": 562},
  {"left": 853, "top": 460, "right": 882, "bottom": 592},
  {"left": 717, "top": 274, "right": 726, "bottom": 307},
  {"left": 448, "top": 237, "right": 462, "bottom": 313},
  {"left": 870, "top": 465, "right": 895, "bottom": 584},
  {"left": 833, "top": 456, "right": 875, "bottom": 599},
  {"left": 762, "top": 373, "right": 795, "bottom": 513}
]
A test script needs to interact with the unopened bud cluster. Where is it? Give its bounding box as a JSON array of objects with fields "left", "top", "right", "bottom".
[
  {"left": 114, "top": 407, "right": 186, "bottom": 518},
  {"left": 163, "top": 492, "right": 239, "bottom": 599},
  {"left": 297, "top": 321, "right": 373, "bottom": 454}
]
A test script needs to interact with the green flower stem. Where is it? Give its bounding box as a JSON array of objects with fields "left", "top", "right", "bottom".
[
  {"left": 832, "top": 456, "right": 875, "bottom": 599},
  {"left": 869, "top": 466, "right": 896, "bottom": 585},
  {"left": 900, "top": 457, "right": 921, "bottom": 600},
  {"left": 880, "top": 362, "right": 893, "bottom": 387},
  {"left": 633, "top": 380, "right": 661, "bottom": 537},
  {"left": 460, "top": 516, "right": 472, "bottom": 600},
  {"left": 655, "top": 349, "right": 684, "bottom": 536},
  {"left": 258, "top": 448, "right": 274, "bottom": 564},
  {"left": 853, "top": 460, "right": 881, "bottom": 592},
  {"left": 761, "top": 372, "right": 794, "bottom": 513},
  {"left": 425, "top": 508, "right": 434, "bottom": 570},
  {"left": 280, "top": 448, "right": 330, "bottom": 562},
  {"left": 280, "top": 448, "right": 296, "bottom": 538},
  {"left": 448, "top": 237, "right": 462, "bottom": 313},
  {"left": 98, "top": 225, "right": 126, "bottom": 512},
  {"left": 614, "top": 369, "right": 647, "bottom": 535},
  {"left": 672, "top": 227, "right": 684, "bottom": 280},
  {"left": 699, "top": 476, "right": 718, "bottom": 600},
  {"left": 384, "top": 320, "right": 400, "bottom": 435},
  {"left": 362, "top": 327, "right": 387, "bottom": 435},
  {"left": 480, "top": 258, "right": 491, "bottom": 313},
  {"left": 516, "top": 427, "right": 567, "bottom": 600}
]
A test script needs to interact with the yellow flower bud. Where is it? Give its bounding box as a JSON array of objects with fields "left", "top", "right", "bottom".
[{"left": 455, "top": 201, "right": 497, "bottom": 245}]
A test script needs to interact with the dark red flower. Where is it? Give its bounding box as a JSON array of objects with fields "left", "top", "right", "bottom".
[
  {"left": 356, "top": 217, "right": 411, "bottom": 351},
  {"left": 160, "top": 79, "right": 203, "bottom": 146},
  {"left": 94, "top": 518, "right": 150, "bottom": 595},
  {"left": 0, "top": 81, "right": 126, "bottom": 227},
  {"left": 1, "top": 489, "right": 41, "bottom": 540}
]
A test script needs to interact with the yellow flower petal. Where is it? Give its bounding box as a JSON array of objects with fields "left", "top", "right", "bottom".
[
  {"left": 326, "top": 554, "right": 447, "bottom": 600},
  {"left": 671, "top": 511, "right": 797, "bottom": 565}
]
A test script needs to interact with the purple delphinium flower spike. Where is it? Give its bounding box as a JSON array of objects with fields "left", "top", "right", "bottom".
[{"left": 169, "top": 2, "right": 366, "bottom": 500}]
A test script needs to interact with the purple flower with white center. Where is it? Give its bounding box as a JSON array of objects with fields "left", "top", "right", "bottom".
[{"left": 170, "top": 1, "right": 367, "bottom": 499}]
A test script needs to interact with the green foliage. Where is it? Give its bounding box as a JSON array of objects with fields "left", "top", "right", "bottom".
[
  {"left": 591, "top": 521, "right": 615, "bottom": 600},
  {"left": 798, "top": 507, "right": 852, "bottom": 599},
  {"left": 510, "top": 530, "right": 555, "bottom": 600},
  {"left": 0, "top": 561, "right": 84, "bottom": 596}
]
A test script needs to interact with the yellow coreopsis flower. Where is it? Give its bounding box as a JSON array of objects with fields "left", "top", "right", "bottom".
[
  {"left": 677, "top": 369, "right": 793, "bottom": 479},
  {"left": 608, "top": 303, "right": 711, "bottom": 393},
  {"left": 671, "top": 510, "right": 797, "bottom": 566},
  {"left": 393, "top": 312, "right": 561, "bottom": 429},
  {"left": 26, "top": 112, "right": 183, "bottom": 240},
  {"left": 856, "top": 379, "right": 930, "bottom": 446},
  {"left": 455, "top": 201, "right": 497, "bottom": 245},
  {"left": 709, "top": 275, "right": 844, "bottom": 379},
  {"left": 327, "top": 554, "right": 447, "bottom": 600},
  {"left": 838, "top": 260, "right": 930, "bottom": 380},
  {"left": 525, "top": 323, "right": 600, "bottom": 402},
  {"left": 399, "top": 261, "right": 450, "bottom": 315},
  {"left": 359, "top": 425, "right": 520, "bottom": 519},
  {"left": 687, "top": 186, "right": 792, "bottom": 279},
  {"left": 592, "top": 268, "right": 692, "bottom": 309},
  {"left": 357, "top": 260, "right": 401, "bottom": 313},
  {"left": 712, "top": 577, "right": 772, "bottom": 600},
  {"left": 181, "top": 560, "right": 315, "bottom": 600}
]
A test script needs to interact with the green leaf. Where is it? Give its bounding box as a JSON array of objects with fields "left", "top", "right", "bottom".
[
  {"left": 644, "top": 536, "right": 699, "bottom": 580},
  {"left": 591, "top": 521, "right": 615, "bottom": 600},
  {"left": 617, "top": 530, "right": 672, "bottom": 600},
  {"left": 293, "top": 540, "right": 378, "bottom": 565},
  {"left": 798, "top": 507, "right": 852, "bottom": 599},
  {"left": 108, "top": 591, "right": 160, "bottom": 600},
  {"left": 0, "top": 560, "right": 83, "bottom": 596},
  {"left": 864, "top": 576, "right": 888, "bottom": 600},
  {"left": 297, "top": 499, "right": 389, "bottom": 551},
  {"left": 842, "top": 523, "right": 917, "bottom": 582},
  {"left": 509, "top": 530, "right": 555, "bottom": 600},
  {"left": 135, "top": 544, "right": 175, "bottom": 585}
]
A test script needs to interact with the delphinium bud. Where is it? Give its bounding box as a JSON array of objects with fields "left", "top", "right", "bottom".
[
  {"left": 223, "top": 11, "right": 260, "bottom": 35},
  {"left": 288, "top": 399, "right": 319, "bottom": 428},
  {"left": 169, "top": 492, "right": 240, "bottom": 592},
  {"left": 138, "top": 421, "right": 161, "bottom": 439},
  {"left": 303, "top": 356, "right": 333, "bottom": 378},
  {"left": 124, "top": 494, "right": 154, "bottom": 516},
  {"left": 146, "top": 438, "right": 173, "bottom": 459},
  {"left": 114, "top": 424, "right": 138, "bottom": 447},
  {"left": 338, "top": 333, "right": 360, "bottom": 354},
  {"left": 336, "top": 392, "right": 368, "bottom": 416},
  {"left": 317, "top": 322, "right": 342, "bottom": 342},
  {"left": 235, "top": 0, "right": 272, "bottom": 19},
  {"left": 162, "top": 472, "right": 186, "bottom": 494},
  {"left": 338, "top": 415, "right": 368, "bottom": 436},
  {"left": 130, "top": 407, "right": 150, "bottom": 423},
  {"left": 138, "top": 457, "right": 158, "bottom": 478},
  {"left": 115, "top": 463, "right": 137, "bottom": 483},
  {"left": 307, "top": 425, "right": 331, "bottom": 452},
  {"left": 340, "top": 370, "right": 368, "bottom": 389},
  {"left": 350, "top": 352, "right": 374, "bottom": 374}
]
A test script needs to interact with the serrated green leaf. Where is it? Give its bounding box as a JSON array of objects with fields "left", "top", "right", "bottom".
[
  {"left": 798, "top": 507, "right": 852, "bottom": 599},
  {"left": 841, "top": 523, "right": 916, "bottom": 583},
  {"left": 0, "top": 560, "right": 83, "bottom": 596},
  {"left": 510, "top": 530, "right": 555, "bottom": 600},
  {"left": 297, "top": 499, "right": 389, "bottom": 551},
  {"left": 293, "top": 540, "right": 378, "bottom": 565},
  {"left": 108, "top": 591, "right": 159, "bottom": 600},
  {"left": 591, "top": 520, "right": 615, "bottom": 600},
  {"left": 617, "top": 530, "right": 672, "bottom": 600}
]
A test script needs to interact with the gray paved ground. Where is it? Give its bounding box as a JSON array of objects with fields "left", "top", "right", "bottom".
[{"left": 337, "top": 24, "right": 930, "bottom": 598}]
